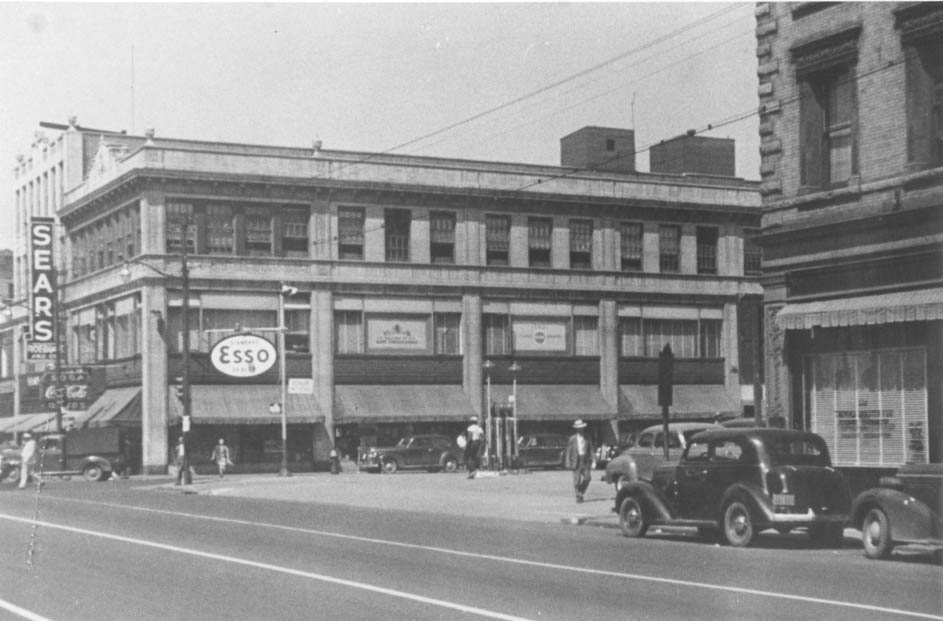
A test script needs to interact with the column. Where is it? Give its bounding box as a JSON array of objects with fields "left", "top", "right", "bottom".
[
  {"left": 680, "top": 224, "right": 697, "bottom": 274},
  {"left": 509, "top": 214, "right": 527, "bottom": 268},
  {"left": 141, "top": 284, "right": 168, "bottom": 474},
  {"left": 551, "top": 215, "right": 569, "bottom": 270},
  {"left": 463, "top": 294, "right": 483, "bottom": 415},
  {"left": 311, "top": 200, "right": 331, "bottom": 260},
  {"left": 411, "top": 208, "right": 430, "bottom": 264},
  {"left": 722, "top": 301, "right": 742, "bottom": 412},
  {"left": 139, "top": 191, "right": 165, "bottom": 254},
  {"left": 642, "top": 223, "right": 660, "bottom": 273},
  {"left": 599, "top": 299, "right": 620, "bottom": 444},
  {"left": 364, "top": 206, "right": 385, "bottom": 262},
  {"left": 312, "top": 289, "right": 335, "bottom": 457}
]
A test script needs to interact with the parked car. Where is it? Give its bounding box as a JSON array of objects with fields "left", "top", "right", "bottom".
[
  {"left": 852, "top": 463, "right": 943, "bottom": 560},
  {"left": 517, "top": 434, "right": 568, "bottom": 469},
  {"left": 615, "top": 428, "right": 851, "bottom": 547},
  {"left": 360, "top": 434, "right": 463, "bottom": 474},
  {"left": 594, "top": 433, "right": 636, "bottom": 470},
  {"left": 603, "top": 422, "right": 723, "bottom": 491}
]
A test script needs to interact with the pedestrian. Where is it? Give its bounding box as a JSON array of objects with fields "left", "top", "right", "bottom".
[
  {"left": 210, "top": 438, "right": 232, "bottom": 479},
  {"left": 18, "top": 433, "right": 39, "bottom": 489},
  {"left": 174, "top": 436, "right": 188, "bottom": 485},
  {"left": 565, "top": 419, "right": 594, "bottom": 503},
  {"left": 465, "top": 416, "right": 485, "bottom": 478}
]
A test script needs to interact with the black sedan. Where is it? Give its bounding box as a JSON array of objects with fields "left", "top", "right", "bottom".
[
  {"left": 360, "top": 434, "right": 464, "bottom": 474},
  {"left": 517, "top": 434, "right": 568, "bottom": 469}
]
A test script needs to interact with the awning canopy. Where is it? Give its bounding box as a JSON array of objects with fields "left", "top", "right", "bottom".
[
  {"left": 69, "top": 387, "right": 141, "bottom": 429},
  {"left": 489, "top": 385, "right": 616, "bottom": 421},
  {"left": 4, "top": 413, "right": 58, "bottom": 434},
  {"left": 777, "top": 287, "right": 943, "bottom": 330},
  {"left": 335, "top": 385, "right": 476, "bottom": 423},
  {"left": 620, "top": 384, "right": 739, "bottom": 420},
  {"left": 171, "top": 385, "right": 324, "bottom": 425}
]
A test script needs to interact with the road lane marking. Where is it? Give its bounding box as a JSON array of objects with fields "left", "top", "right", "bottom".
[
  {"left": 0, "top": 597, "right": 52, "bottom": 621},
  {"left": 22, "top": 499, "right": 943, "bottom": 621},
  {"left": 0, "top": 513, "right": 532, "bottom": 621}
]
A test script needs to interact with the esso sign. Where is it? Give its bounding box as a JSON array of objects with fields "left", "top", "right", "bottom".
[{"left": 210, "top": 334, "right": 277, "bottom": 377}]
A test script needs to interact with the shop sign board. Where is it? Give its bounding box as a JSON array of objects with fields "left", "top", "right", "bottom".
[
  {"left": 210, "top": 333, "right": 277, "bottom": 377},
  {"left": 27, "top": 217, "right": 57, "bottom": 362},
  {"left": 512, "top": 320, "right": 567, "bottom": 352},
  {"left": 366, "top": 317, "right": 429, "bottom": 352}
]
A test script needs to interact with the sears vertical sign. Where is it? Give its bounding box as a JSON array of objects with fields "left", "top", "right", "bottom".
[{"left": 27, "top": 217, "right": 57, "bottom": 361}]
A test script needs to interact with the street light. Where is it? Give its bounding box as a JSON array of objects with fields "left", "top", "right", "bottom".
[
  {"left": 277, "top": 283, "right": 298, "bottom": 477},
  {"left": 120, "top": 227, "right": 192, "bottom": 484},
  {"left": 482, "top": 359, "right": 494, "bottom": 468},
  {"left": 508, "top": 361, "right": 521, "bottom": 470}
]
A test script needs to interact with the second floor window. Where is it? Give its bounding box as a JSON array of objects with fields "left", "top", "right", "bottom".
[
  {"left": 206, "top": 204, "right": 234, "bottom": 254},
  {"left": 696, "top": 227, "right": 718, "bottom": 275},
  {"left": 245, "top": 206, "right": 272, "bottom": 256},
  {"left": 166, "top": 201, "right": 196, "bottom": 254},
  {"left": 430, "top": 211, "right": 456, "bottom": 264},
  {"left": 335, "top": 311, "right": 363, "bottom": 354},
  {"left": 338, "top": 207, "right": 365, "bottom": 260},
  {"left": 569, "top": 219, "right": 593, "bottom": 270},
  {"left": 282, "top": 207, "right": 309, "bottom": 257},
  {"left": 905, "top": 39, "right": 943, "bottom": 167},
  {"left": 658, "top": 225, "right": 680, "bottom": 273},
  {"left": 483, "top": 314, "right": 510, "bottom": 355},
  {"left": 385, "top": 208, "right": 411, "bottom": 262},
  {"left": 434, "top": 313, "right": 461, "bottom": 354},
  {"left": 743, "top": 229, "right": 762, "bottom": 276},
  {"left": 801, "top": 67, "right": 857, "bottom": 188},
  {"left": 620, "top": 222, "right": 643, "bottom": 272},
  {"left": 485, "top": 214, "right": 510, "bottom": 266},
  {"left": 528, "top": 217, "right": 553, "bottom": 268}
]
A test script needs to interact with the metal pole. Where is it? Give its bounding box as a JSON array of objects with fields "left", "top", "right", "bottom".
[
  {"left": 511, "top": 375, "right": 518, "bottom": 469},
  {"left": 485, "top": 371, "right": 492, "bottom": 467},
  {"left": 180, "top": 221, "right": 192, "bottom": 485},
  {"left": 53, "top": 266, "right": 65, "bottom": 470},
  {"left": 278, "top": 286, "right": 288, "bottom": 477}
]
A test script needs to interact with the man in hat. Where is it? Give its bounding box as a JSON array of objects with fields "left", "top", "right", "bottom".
[
  {"left": 18, "top": 433, "right": 38, "bottom": 489},
  {"left": 465, "top": 415, "right": 485, "bottom": 478},
  {"left": 565, "top": 419, "right": 594, "bottom": 503}
]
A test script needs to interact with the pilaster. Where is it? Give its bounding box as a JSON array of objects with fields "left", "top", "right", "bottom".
[
  {"left": 463, "top": 294, "right": 483, "bottom": 415},
  {"left": 141, "top": 284, "right": 168, "bottom": 474},
  {"left": 364, "top": 206, "right": 385, "bottom": 262},
  {"left": 411, "top": 208, "right": 430, "bottom": 264},
  {"left": 642, "top": 223, "right": 660, "bottom": 273}
]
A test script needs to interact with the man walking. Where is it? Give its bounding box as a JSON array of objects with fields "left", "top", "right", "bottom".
[
  {"left": 18, "top": 433, "right": 38, "bottom": 489},
  {"left": 210, "top": 438, "right": 232, "bottom": 479},
  {"left": 565, "top": 419, "right": 594, "bottom": 503},
  {"left": 465, "top": 415, "right": 485, "bottom": 478}
]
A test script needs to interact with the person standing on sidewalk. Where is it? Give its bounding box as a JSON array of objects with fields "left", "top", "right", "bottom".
[
  {"left": 210, "top": 438, "right": 233, "bottom": 479},
  {"left": 174, "top": 436, "right": 188, "bottom": 485},
  {"left": 565, "top": 420, "right": 594, "bottom": 503},
  {"left": 18, "top": 433, "right": 40, "bottom": 489},
  {"left": 465, "top": 416, "right": 485, "bottom": 478}
]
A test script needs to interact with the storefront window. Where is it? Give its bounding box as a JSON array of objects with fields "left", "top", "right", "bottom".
[
  {"left": 645, "top": 319, "right": 697, "bottom": 358},
  {"left": 809, "top": 348, "right": 928, "bottom": 466}
]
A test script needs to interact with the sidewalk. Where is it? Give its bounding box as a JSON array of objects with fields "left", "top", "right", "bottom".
[{"left": 145, "top": 467, "right": 621, "bottom": 528}]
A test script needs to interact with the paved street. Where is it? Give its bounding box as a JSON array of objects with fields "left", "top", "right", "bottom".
[{"left": 0, "top": 471, "right": 940, "bottom": 620}]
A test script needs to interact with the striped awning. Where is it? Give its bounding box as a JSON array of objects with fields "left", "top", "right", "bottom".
[
  {"left": 71, "top": 387, "right": 141, "bottom": 428},
  {"left": 335, "top": 385, "right": 476, "bottom": 423},
  {"left": 171, "top": 385, "right": 324, "bottom": 425},
  {"left": 777, "top": 288, "right": 943, "bottom": 330},
  {"left": 488, "top": 385, "right": 616, "bottom": 421}
]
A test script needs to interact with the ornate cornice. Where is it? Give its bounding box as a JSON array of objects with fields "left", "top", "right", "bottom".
[{"left": 895, "top": 2, "right": 943, "bottom": 43}]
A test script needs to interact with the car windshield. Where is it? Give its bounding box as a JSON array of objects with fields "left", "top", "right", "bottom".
[
  {"left": 396, "top": 437, "right": 410, "bottom": 448},
  {"left": 765, "top": 436, "right": 830, "bottom": 466}
]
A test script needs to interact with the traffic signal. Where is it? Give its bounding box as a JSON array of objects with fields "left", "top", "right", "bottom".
[
  {"left": 173, "top": 376, "right": 184, "bottom": 400},
  {"left": 657, "top": 343, "right": 674, "bottom": 407}
]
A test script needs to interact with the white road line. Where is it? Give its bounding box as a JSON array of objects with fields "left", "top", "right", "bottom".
[
  {"left": 0, "top": 513, "right": 531, "bottom": 621},
  {"left": 21, "top": 498, "right": 943, "bottom": 621},
  {"left": 0, "top": 597, "right": 52, "bottom": 621}
]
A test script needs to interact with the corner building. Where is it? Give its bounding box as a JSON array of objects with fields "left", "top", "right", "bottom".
[
  {"left": 755, "top": 2, "right": 943, "bottom": 491},
  {"left": 54, "top": 124, "right": 760, "bottom": 474}
]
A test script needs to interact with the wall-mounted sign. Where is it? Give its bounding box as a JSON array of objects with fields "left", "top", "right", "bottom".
[
  {"left": 288, "top": 378, "right": 314, "bottom": 395},
  {"left": 512, "top": 319, "right": 568, "bottom": 352},
  {"left": 210, "top": 333, "right": 277, "bottom": 377},
  {"left": 366, "top": 317, "right": 429, "bottom": 352},
  {"left": 27, "top": 217, "right": 57, "bottom": 362}
]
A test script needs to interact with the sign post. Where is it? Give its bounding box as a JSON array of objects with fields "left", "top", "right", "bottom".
[{"left": 658, "top": 343, "right": 674, "bottom": 461}]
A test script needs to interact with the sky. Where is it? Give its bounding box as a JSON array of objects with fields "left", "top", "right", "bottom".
[{"left": 0, "top": 2, "right": 760, "bottom": 251}]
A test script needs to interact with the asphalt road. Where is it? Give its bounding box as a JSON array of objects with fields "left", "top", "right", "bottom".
[{"left": 0, "top": 476, "right": 940, "bottom": 621}]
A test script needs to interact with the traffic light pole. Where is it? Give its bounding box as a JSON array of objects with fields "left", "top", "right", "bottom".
[
  {"left": 180, "top": 224, "right": 192, "bottom": 485},
  {"left": 658, "top": 344, "right": 674, "bottom": 461}
]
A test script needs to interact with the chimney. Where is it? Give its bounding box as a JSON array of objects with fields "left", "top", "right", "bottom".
[
  {"left": 649, "top": 132, "right": 736, "bottom": 176},
  {"left": 560, "top": 126, "right": 635, "bottom": 173}
]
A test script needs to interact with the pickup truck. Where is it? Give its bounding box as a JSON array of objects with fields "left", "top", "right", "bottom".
[{"left": 0, "top": 427, "right": 129, "bottom": 482}]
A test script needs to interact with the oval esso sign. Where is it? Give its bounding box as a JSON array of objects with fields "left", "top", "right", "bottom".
[{"left": 210, "top": 334, "right": 277, "bottom": 377}]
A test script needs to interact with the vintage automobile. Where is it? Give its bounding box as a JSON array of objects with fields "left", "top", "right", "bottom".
[
  {"left": 603, "top": 422, "right": 723, "bottom": 491},
  {"left": 517, "top": 434, "right": 568, "bottom": 469},
  {"left": 360, "top": 434, "right": 463, "bottom": 474},
  {"left": 615, "top": 429, "right": 851, "bottom": 547},
  {"left": 852, "top": 463, "right": 943, "bottom": 560}
]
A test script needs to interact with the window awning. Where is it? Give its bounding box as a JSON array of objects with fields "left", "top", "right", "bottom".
[
  {"left": 777, "top": 288, "right": 943, "bottom": 330},
  {"left": 170, "top": 385, "right": 324, "bottom": 425},
  {"left": 488, "top": 385, "right": 616, "bottom": 421},
  {"left": 335, "top": 385, "right": 476, "bottom": 424},
  {"left": 70, "top": 387, "right": 141, "bottom": 429},
  {"left": 620, "top": 385, "right": 739, "bottom": 420}
]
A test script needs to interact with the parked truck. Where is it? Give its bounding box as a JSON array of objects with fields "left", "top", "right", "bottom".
[{"left": 0, "top": 427, "right": 129, "bottom": 483}]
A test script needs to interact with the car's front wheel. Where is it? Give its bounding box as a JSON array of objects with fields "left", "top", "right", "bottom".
[
  {"left": 381, "top": 458, "right": 398, "bottom": 474},
  {"left": 619, "top": 496, "right": 648, "bottom": 538},
  {"left": 809, "top": 523, "right": 844, "bottom": 548},
  {"left": 862, "top": 507, "right": 893, "bottom": 559},
  {"left": 722, "top": 500, "right": 755, "bottom": 547},
  {"left": 442, "top": 457, "right": 459, "bottom": 473}
]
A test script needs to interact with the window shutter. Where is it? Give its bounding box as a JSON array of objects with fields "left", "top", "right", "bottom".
[{"left": 800, "top": 79, "right": 825, "bottom": 190}]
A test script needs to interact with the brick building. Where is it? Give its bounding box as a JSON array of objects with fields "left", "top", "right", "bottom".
[
  {"left": 754, "top": 2, "right": 942, "bottom": 489},
  {"left": 3, "top": 120, "right": 761, "bottom": 474}
]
